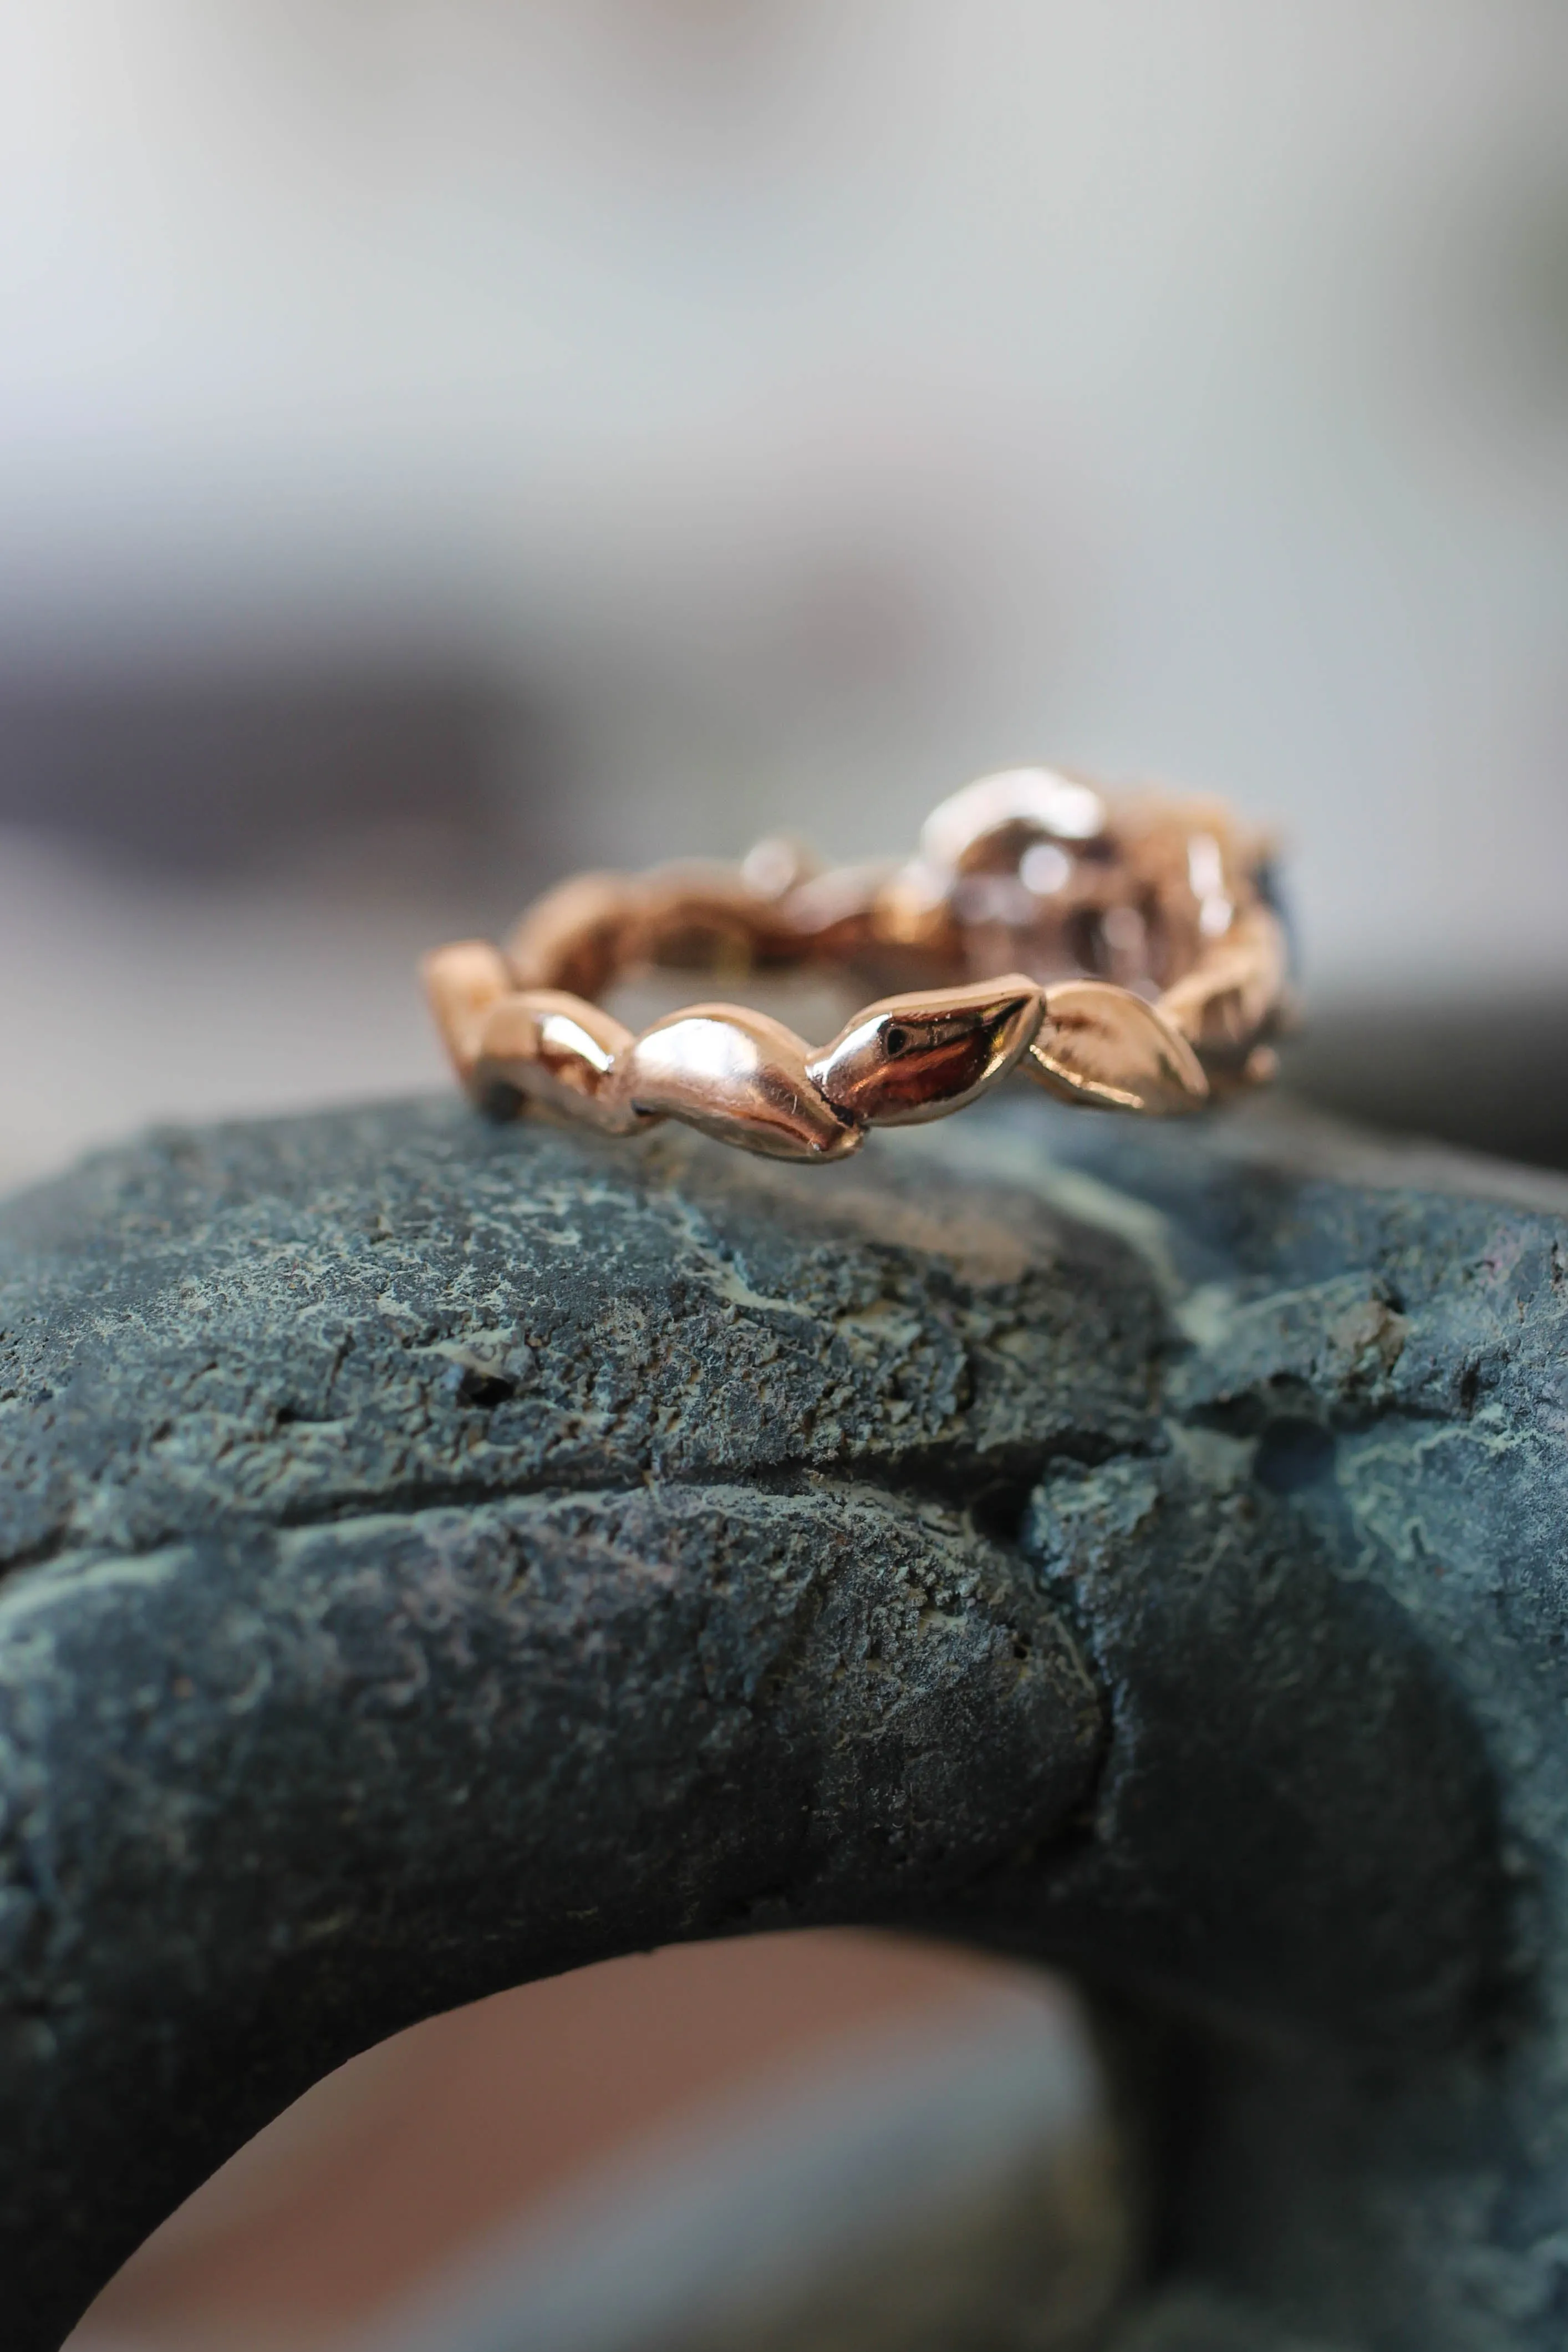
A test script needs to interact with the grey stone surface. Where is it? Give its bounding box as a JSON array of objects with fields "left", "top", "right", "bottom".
[{"left": 0, "top": 1091, "right": 1564, "bottom": 2348}]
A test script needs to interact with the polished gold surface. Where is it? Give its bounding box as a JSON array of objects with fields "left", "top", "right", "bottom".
[
  {"left": 620, "top": 1006, "right": 861, "bottom": 1160},
  {"left": 1029, "top": 981, "right": 1209, "bottom": 1115},
  {"left": 424, "top": 765, "right": 1289, "bottom": 1161},
  {"left": 475, "top": 989, "right": 646, "bottom": 1134},
  {"left": 420, "top": 940, "right": 512, "bottom": 1085},
  {"left": 1155, "top": 902, "right": 1290, "bottom": 1063},
  {"left": 806, "top": 976, "right": 1042, "bottom": 1128}
]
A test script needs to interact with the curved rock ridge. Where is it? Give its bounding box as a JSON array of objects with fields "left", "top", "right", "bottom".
[{"left": 0, "top": 1093, "right": 1561, "bottom": 2350}]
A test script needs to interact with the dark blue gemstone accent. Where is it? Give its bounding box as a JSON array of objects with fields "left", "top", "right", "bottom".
[{"left": 1254, "top": 857, "right": 1298, "bottom": 980}]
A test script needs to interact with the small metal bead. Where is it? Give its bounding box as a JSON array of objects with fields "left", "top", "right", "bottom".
[
  {"left": 741, "top": 833, "right": 821, "bottom": 898},
  {"left": 778, "top": 861, "right": 900, "bottom": 961}
]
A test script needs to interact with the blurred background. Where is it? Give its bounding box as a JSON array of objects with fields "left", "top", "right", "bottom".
[
  {"left": 1, "top": 0, "right": 1566, "bottom": 1187},
  {"left": 1, "top": 1, "right": 1558, "bottom": 2344}
]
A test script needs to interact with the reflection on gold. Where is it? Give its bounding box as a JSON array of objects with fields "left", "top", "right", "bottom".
[{"left": 425, "top": 767, "right": 1289, "bottom": 1160}]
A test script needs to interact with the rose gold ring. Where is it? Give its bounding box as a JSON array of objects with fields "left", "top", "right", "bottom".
[{"left": 422, "top": 766, "right": 1290, "bottom": 1164}]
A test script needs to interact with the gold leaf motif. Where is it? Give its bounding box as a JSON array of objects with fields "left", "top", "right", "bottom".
[
  {"left": 1028, "top": 982, "right": 1209, "bottom": 1115},
  {"left": 421, "top": 941, "right": 512, "bottom": 1083},
  {"left": 807, "top": 975, "right": 1041, "bottom": 1126},
  {"left": 620, "top": 1006, "right": 862, "bottom": 1162},
  {"left": 475, "top": 991, "right": 650, "bottom": 1134}
]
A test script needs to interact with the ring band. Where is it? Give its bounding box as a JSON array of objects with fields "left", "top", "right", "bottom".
[{"left": 422, "top": 766, "right": 1290, "bottom": 1164}]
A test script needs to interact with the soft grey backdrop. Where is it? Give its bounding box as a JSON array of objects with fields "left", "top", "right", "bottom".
[{"left": 0, "top": 0, "right": 1563, "bottom": 1178}]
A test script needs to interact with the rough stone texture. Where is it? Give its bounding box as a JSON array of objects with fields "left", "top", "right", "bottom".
[{"left": 0, "top": 1091, "right": 1564, "bottom": 2349}]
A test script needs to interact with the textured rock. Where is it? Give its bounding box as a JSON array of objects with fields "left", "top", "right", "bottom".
[{"left": 0, "top": 1092, "right": 1564, "bottom": 2348}]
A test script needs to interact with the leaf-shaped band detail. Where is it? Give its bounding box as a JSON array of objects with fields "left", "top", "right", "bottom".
[
  {"left": 424, "top": 770, "right": 1289, "bottom": 1159},
  {"left": 620, "top": 1008, "right": 860, "bottom": 1160},
  {"left": 806, "top": 976, "right": 1042, "bottom": 1127},
  {"left": 423, "top": 965, "right": 1225, "bottom": 1158},
  {"left": 1030, "top": 983, "right": 1209, "bottom": 1116}
]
